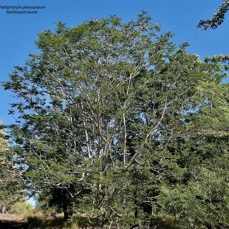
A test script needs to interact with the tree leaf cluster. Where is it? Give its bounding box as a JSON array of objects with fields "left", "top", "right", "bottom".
[{"left": 198, "top": 0, "right": 229, "bottom": 30}]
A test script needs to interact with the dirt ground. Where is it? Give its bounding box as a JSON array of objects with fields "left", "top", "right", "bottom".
[{"left": 0, "top": 213, "right": 27, "bottom": 229}]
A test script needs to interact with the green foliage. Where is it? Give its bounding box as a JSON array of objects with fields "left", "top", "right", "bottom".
[
  {"left": 198, "top": 0, "right": 229, "bottom": 30},
  {"left": 0, "top": 121, "right": 24, "bottom": 211},
  {"left": 9, "top": 201, "right": 33, "bottom": 215},
  {"left": 2, "top": 12, "right": 229, "bottom": 228}
]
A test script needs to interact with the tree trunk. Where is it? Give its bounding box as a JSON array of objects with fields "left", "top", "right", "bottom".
[{"left": 63, "top": 205, "right": 73, "bottom": 221}]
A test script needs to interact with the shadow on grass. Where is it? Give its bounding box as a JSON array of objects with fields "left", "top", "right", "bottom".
[
  {"left": 0, "top": 220, "right": 28, "bottom": 229},
  {"left": 26, "top": 214, "right": 106, "bottom": 228},
  {"left": 27, "top": 215, "right": 64, "bottom": 229},
  {"left": 26, "top": 214, "right": 181, "bottom": 229}
]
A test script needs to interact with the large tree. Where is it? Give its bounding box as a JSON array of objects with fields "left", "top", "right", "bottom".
[{"left": 3, "top": 12, "right": 229, "bottom": 227}]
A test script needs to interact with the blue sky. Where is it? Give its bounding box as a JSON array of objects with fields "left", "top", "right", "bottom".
[{"left": 0, "top": 0, "right": 228, "bottom": 126}]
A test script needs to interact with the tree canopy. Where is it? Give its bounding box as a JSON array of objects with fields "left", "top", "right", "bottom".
[{"left": 2, "top": 12, "right": 229, "bottom": 228}]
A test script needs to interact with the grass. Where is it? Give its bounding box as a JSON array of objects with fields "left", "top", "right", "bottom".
[{"left": 1, "top": 204, "right": 184, "bottom": 229}]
